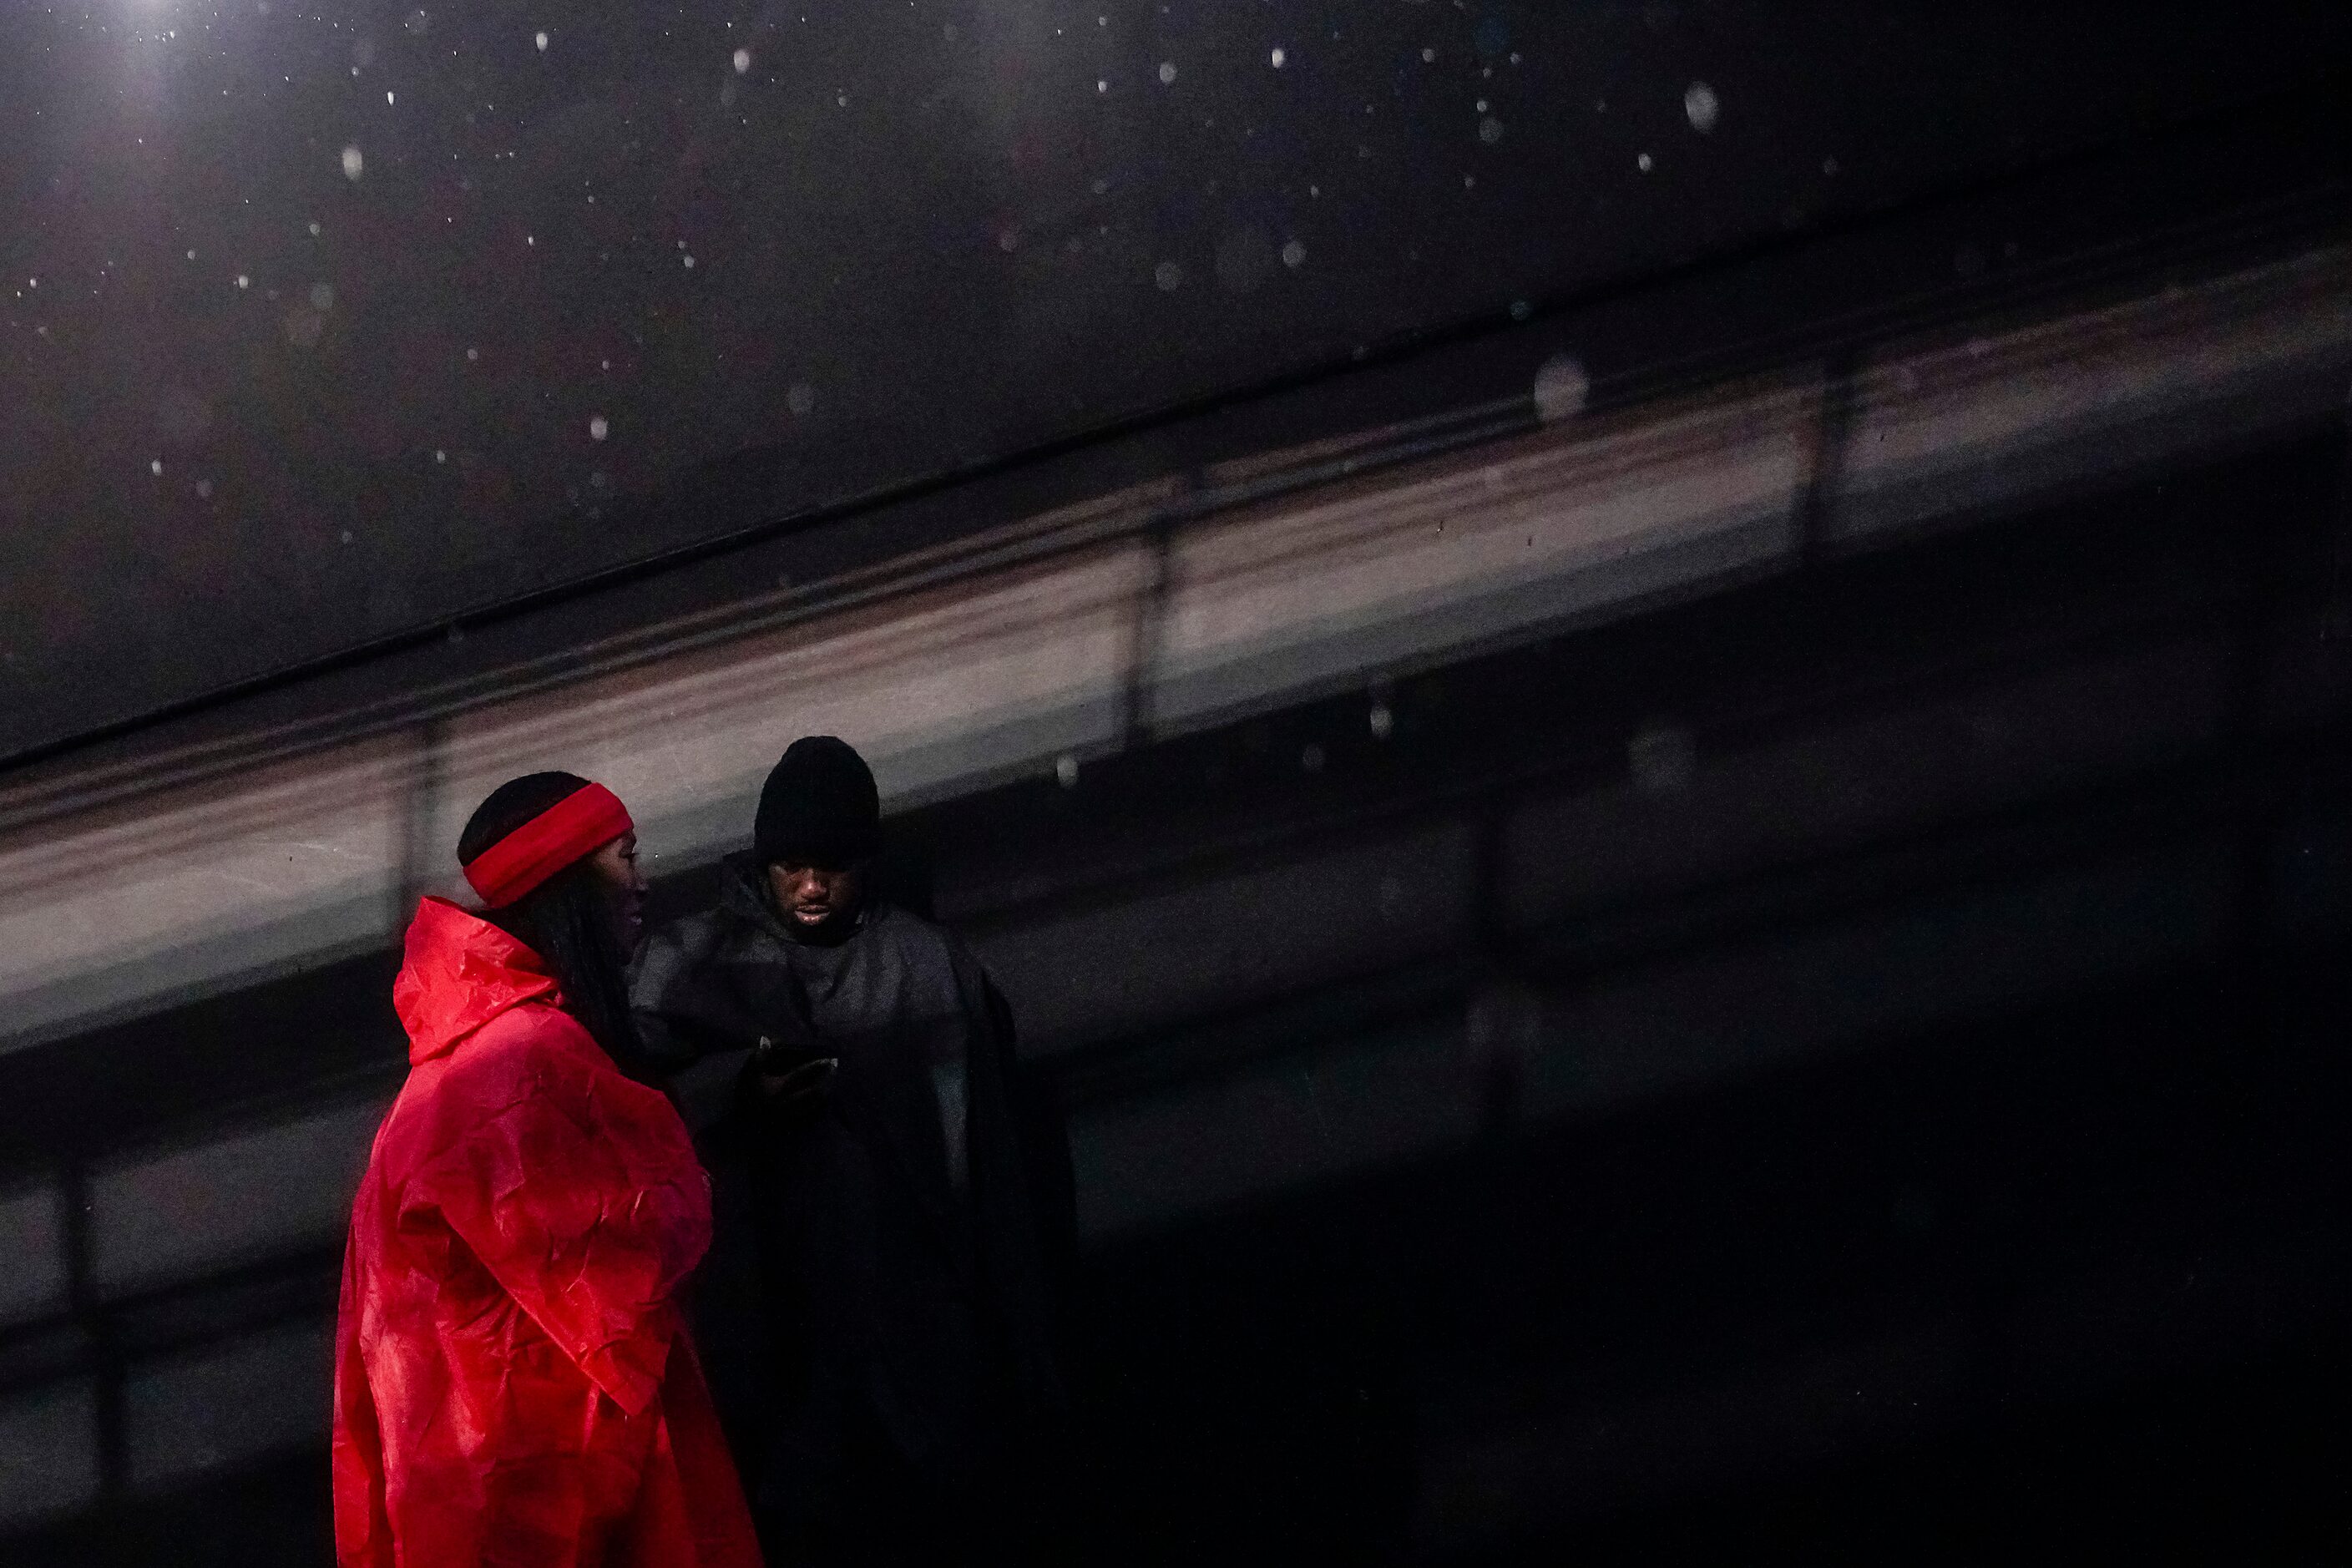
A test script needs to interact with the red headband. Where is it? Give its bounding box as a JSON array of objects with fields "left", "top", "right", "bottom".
[{"left": 462, "top": 782, "right": 634, "bottom": 908}]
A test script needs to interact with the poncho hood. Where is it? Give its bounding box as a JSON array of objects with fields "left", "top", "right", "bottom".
[{"left": 392, "top": 896, "right": 561, "bottom": 1066}]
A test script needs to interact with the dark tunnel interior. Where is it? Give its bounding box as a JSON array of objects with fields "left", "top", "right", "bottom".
[
  {"left": 9, "top": 428, "right": 2350, "bottom": 1563},
  {"left": 8, "top": 4, "right": 2352, "bottom": 1560}
]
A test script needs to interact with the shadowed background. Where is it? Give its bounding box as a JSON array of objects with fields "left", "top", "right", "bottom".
[{"left": 3, "top": 3, "right": 2352, "bottom": 1563}]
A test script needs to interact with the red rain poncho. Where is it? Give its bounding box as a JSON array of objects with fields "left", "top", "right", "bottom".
[{"left": 332, "top": 898, "right": 762, "bottom": 1568}]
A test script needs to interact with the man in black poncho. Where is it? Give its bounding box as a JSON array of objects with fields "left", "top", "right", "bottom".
[{"left": 630, "top": 737, "right": 1075, "bottom": 1566}]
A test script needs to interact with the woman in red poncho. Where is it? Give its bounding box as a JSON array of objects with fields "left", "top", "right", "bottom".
[{"left": 333, "top": 771, "right": 762, "bottom": 1568}]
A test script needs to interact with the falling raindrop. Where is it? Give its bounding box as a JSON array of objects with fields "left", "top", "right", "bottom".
[
  {"left": 1157, "top": 61, "right": 1177, "bottom": 84},
  {"left": 235, "top": 274, "right": 250, "bottom": 289},
  {"left": 1154, "top": 260, "right": 1183, "bottom": 291},
  {"left": 1479, "top": 116, "right": 1504, "bottom": 144},
  {"left": 1532, "top": 354, "right": 1590, "bottom": 422},
  {"left": 1281, "top": 240, "right": 1306, "bottom": 268},
  {"left": 1055, "top": 754, "right": 1080, "bottom": 788},
  {"left": 734, "top": 48, "right": 751, "bottom": 73},
  {"left": 1636, "top": 151, "right": 1653, "bottom": 172},
  {"left": 1368, "top": 704, "right": 1394, "bottom": 740},
  {"left": 1270, "top": 47, "right": 1286, "bottom": 67},
  {"left": 309, "top": 281, "right": 335, "bottom": 311},
  {"left": 1683, "top": 80, "right": 1720, "bottom": 133},
  {"left": 589, "top": 415, "right": 609, "bottom": 441},
  {"left": 149, "top": 459, "right": 164, "bottom": 477},
  {"left": 534, "top": 30, "right": 549, "bottom": 52},
  {"left": 341, "top": 145, "right": 364, "bottom": 180}
]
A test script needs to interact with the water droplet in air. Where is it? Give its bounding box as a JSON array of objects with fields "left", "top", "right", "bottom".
[
  {"left": 1636, "top": 151, "right": 1653, "bottom": 172},
  {"left": 589, "top": 415, "right": 609, "bottom": 441},
  {"left": 309, "top": 281, "right": 334, "bottom": 311},
  {"left": 309, "top": 220, "right": 321, "bottom": 236},
  {"left": 235, "top": 274, "right": 250, "bottom": 289},
  {"left": 149, "top": 459, "right": 164, "bottom": 476},
  {"left": 1368, "top": 705, "right": 1394, "bottom": 741},
  {"left": 1281, "top": 240, "right": 1306, "bottom": 268},
  {"left": 1532, "top": 355, "right": 1590, "bottom": 422},
  {"left": 1157, "top": 61, "right": 1177, "bottom": 84},
  {"left": 534, "top": 30, "right": 549, "bottom": 52},
  {"left": 1055, "top": 754, "right": 1080, "bottom": 788},
  {"left": 1683, "top": 80, "right": 1719, "bottom": 133},
  {"left": 1154, "top": 260, "right": 1183, "bottom": 291},
  {"left": 1479, "top": 116, "right": 1504, "bottom": 144},
  {"left": 1270, "top": 48, "right": 1286, "bottom": 67},
  {"left": 341, "top": 145, "right": 364, "bottom": 180},
  {"left": 733, "top": 48, "right": 751, "bottom": 73},
  {"left": 683, "top": 255, "right": 695, "bottom": 268}
]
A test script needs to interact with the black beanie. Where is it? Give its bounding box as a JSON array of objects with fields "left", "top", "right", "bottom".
[{"left": 755, "top": 736, "right": 880, "bottom": 867}]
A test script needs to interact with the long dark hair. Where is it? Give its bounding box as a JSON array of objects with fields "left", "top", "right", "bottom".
[{"left": 458, "top": 772, "right": 649, "bottom": 1078}]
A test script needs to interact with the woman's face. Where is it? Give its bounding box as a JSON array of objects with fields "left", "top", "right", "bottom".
[{"left": 584, "top": 832, "right": 646, "bottom": 951}]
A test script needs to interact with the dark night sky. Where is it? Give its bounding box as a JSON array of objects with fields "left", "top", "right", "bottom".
[{"left": 2, "top": 1, "right": 2346, "bottom": 757}]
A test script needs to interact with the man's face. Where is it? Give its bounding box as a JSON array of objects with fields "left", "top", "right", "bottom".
[{"left": 766, "top": 861, "right": 863, "bottom": 935}]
